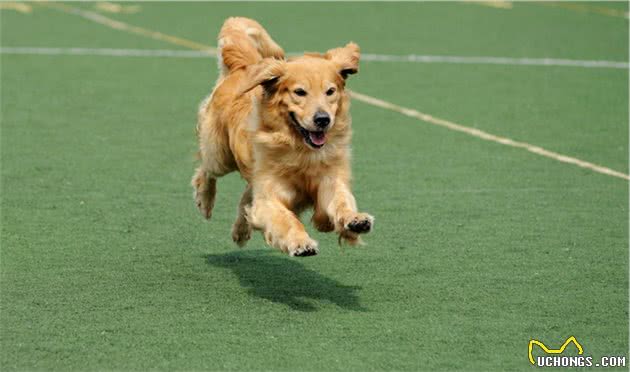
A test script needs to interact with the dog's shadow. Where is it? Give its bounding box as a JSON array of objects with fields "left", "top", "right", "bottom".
[{"left": 206, "top": 250, "right": 367, "bottom": 312}]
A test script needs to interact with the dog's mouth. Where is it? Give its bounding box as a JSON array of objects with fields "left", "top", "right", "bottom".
[{"left": 290, "top": 112, "right": 326, "bottom": 149}]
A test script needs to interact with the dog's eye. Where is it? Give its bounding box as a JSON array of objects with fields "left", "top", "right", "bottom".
[
  {"left": 294, "top": 88, "right": 307, "bottom": 97},
  {"left": 326, "top": 87, "right": 336, "bottom": 96}
]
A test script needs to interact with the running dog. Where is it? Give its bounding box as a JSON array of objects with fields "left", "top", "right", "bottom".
[{"left": 192, "top": 17, "right": 373, "bottom": 256}]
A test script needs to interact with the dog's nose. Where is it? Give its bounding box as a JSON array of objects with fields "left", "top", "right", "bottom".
[{"left": 313, "top": 111, "right": 330, "bottom": 128}]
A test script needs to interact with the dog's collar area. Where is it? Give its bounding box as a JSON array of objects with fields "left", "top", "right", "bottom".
[{"left": 289, "top": 112, "right": 325, "bottom": 149}]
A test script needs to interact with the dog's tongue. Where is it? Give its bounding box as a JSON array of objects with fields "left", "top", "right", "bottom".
[{"left": 309, "top": 131, "right": 326, "bottom": 146}]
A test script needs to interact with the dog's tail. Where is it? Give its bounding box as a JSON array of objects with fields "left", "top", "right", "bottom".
[{"left": 217, "top": 17, "right": 285, "bottom": 75}]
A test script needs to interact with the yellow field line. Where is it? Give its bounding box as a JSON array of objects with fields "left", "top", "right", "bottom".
[
  {"left": 468, "top": 1, "right": 513, "bottom": 10},
  {"left": 36, "top": 1, "right": 217, "bottom": 54},
  {"left": 467, "top": 1, "right": 628, "bottom": 19},
  {"left": 0, "top": 2, "right": 33, "bottom": 13},
  {"left": 38, "top": 1, "right": 630, "bottom": 182},
  {"left": 540, "top": 1, "right": 630, "bottom": 19}
]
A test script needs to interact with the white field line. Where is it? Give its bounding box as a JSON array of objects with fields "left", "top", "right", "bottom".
[
  {"left": 1, "top": 46, "right": 628, "bottom": 70},
  {"left": 349, "top": 91, "right": 630, "bottom": 181},
  {"left": 359, "top": 53, "right": 629, "bottom": 69},
  {"left": 0, "top": 47, "right": 214, "bottom": 58}
]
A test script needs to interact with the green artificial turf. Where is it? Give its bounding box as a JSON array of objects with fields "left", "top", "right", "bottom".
[{"left": 1, "top": 2, "right": 628, "bottom": 371}]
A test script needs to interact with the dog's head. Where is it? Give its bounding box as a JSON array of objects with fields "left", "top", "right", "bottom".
[{"left": 240, "top": 43, "right": 360, "bottom": 149}]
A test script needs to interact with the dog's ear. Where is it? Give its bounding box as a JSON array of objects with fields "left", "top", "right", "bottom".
[
  {"left": 239, "top": 58, "right": 286, "bottom": 96},
  {"left": 325, "top": 42, "right": 360, "bottom": 79}
]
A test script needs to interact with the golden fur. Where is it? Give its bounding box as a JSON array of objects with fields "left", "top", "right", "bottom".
[{"left": 192, "top": 17, "right": 373, "bottom": 256}]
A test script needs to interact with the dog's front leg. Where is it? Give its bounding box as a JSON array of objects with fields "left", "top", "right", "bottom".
[
  {"left": 317, "top": 177, "right": 374, "bottom": 245},
  {"left": 248, "top": 184, "right": 319, "bottom": 257}
]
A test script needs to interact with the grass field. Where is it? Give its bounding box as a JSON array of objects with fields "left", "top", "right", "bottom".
[{"left": 1, "top": 2, "right": 628, "bottom": 371}]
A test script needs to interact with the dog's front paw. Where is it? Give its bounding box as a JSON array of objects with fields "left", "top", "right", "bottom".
[
  {"left": 344, "top": 213, "right": 374, "bottom": 234},
  {"left": 285, "top": 236, "right": 319, "bottom": 257}
]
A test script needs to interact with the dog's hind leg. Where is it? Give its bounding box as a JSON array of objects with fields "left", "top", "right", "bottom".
[
  {"left": 231, "top": 184, "right": 252, "bottom": 246},
  {"left": 192, "top": 167, "right": 218, "bottom": 220},
  {"left": 193, "top": 102, "right": 237, "bottom": 220},
  {"left": 192, "top": 138, "right": 235, "bottom": 221},
  {"left": 312, "top": 208, "right": 335, "bottom": 233},
  {"left": 192, "top": 150, "right": 235, "bottom": 220}
]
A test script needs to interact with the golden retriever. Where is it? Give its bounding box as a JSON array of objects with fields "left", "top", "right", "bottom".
[{"left": 192, "top": 17, "right": 373, "bottom": 256}]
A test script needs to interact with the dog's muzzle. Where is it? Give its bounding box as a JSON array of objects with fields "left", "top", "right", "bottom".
[{"left": 290, "top": 112, "right": 327, "bottom": 149}]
